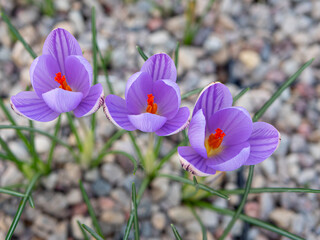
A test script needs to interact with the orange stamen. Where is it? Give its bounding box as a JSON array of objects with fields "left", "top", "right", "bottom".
[
  {"left": 146, "top": 94, "right": 157, "bottom": 114},
  {"left": 205, "top": 128, "right": 225, "bottom": 157},
  {"left": 54, "top": 72, "right": 72, "bottom": 91}
]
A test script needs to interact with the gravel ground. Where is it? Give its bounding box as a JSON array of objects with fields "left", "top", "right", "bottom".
[{"left": 1, "top": 0, "right": 320, "bottom": 239}]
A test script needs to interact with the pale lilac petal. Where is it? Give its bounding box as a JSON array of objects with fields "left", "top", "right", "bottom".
[
  {"left": 73, "top": 83, "right": 104, "bottom": 118},
  {"left": 128, "top": 113, "right": 167, "bottom": 132},
  {"left": 65, "top": 55, "right": 92, "bottom": 97},
  {"left": 244, "top": 122, "right": 280, "bottom": 165},
  {"left": 178, "top": 146, "right": 216, "bottom": 176},
  {"left": 188, "top": 110, "right": 207, "bottom": 158},
  {"left": 141, "top": 53, "right": 177, "bottom": 82},
  {"left": 125, "top": 72, "right": 144, "bottom": 99},
  {"left": 42, "top": 88, "right": 83, "bottom": 113},
  {"left": 104, "top": 95, "right": 136, "bottom": 131},
  {"left": 30, "top": 55, "right": 60, "bottom": 98},
  {"left": 10, "top": 91, "right": 59, "bottom": 122},
  {"left": 42, "top": 28, "right": 82, "bottom": 75},
  {"left": 208, "top": 107, "right": 253, "bottom": 146},
  {"left": 207, "top": 142, "right": 250, "bottom": 171},
  {"left": 126, "top": 72, "right": 153, "bottom": 114},
  {"left": 155, "top": 107, "right": 190, "bottom": 136},
  {"left": 153, "top": 80, "right": 180, "bottom": 119},
  {"left": 193, "top": 83, "right": 233, "bottom": 122}
]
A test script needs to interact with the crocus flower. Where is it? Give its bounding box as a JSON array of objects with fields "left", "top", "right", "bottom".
[
  {"left": 178, "top": 83, "right": 280, "bottom": 176},
  {"left": 11, "top": 28, "right": 104, "bottom": 122},
  {"left": 104, "top": 53, "right": 190, "bottom": 136}
]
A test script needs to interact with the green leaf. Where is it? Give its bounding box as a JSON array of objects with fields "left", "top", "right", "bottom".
[
  {"left": 5, "top": 173, "right": 41, "bottom": 240},
  {"left": 174, "top": 42, "right": 180, "bottom": 69},
  {"left": 128, "top": 131, "right": 145, "bottom": 166},
  {"left": 1, "top": 10, "right": 37, "bottom": 59},
  {"left": 91, "top": 6, "right": 98, "bottom": 135},
  {"left": 0, "top": 188, "right": 25, "bottom": 198},
  {"left": 132, "top": 183, "right": 140, "bottom": 240},
  {"left": 81, "top": 224, "right": 104, "bottom": 240},
  {"left": 232, "top": 87, "right": 250, "bottom": 105},
  {"left": 136, "top": 46, "right": 149, "bottom": 61},
  {"left": 77, "top": 221, "right": 90, "bottom": 240},
  {"left": 0, "top": 137, "right": 23, "bottom": 166},
  {"left": 193, "top": 201, "right": 304, "bottom": 240},
  {"left": 92, "top": 129, "right": 126, "bottom": 167},
  {"left": 96, "top": 44, "right": 114, "bottom": 94},
  {"left": 171, "top": 224, "right": 183, "bottom": 240},
  {"left": 221, "top": 187, "right": 320, "bottom": 195},
  {"left": 46, "top": 116, "right": 61, "bottom": 172},
  {"left": 190, "top": 207, "right": 207, "bottom": 240},
  {"left": 181, "top": 87, "right": 203, "bottom": 100},
  {"left": 158, "top": 174, "right": 229, "bottom": 200},
  {"left": 253, "top": 58, "right": 314, "bottom": 122},
  {"left": 79, "top": 180, "right": 104, "bottom": 238},
  {"left": 66, "top": 112, "right": 83, "bottom": 152},
  {"left": 154, "top": 136, "right": 163, "bottom": 159}
]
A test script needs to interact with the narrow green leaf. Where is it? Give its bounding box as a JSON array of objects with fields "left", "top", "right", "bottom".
[
  {"left": 136, "top": 46, "right": 148, "bottom": 61},
  {"left": 0, "top": 188, "right": 25, "bottom": 198},
  {"left": 128, "top": 131, "right": 145, "bottom": 166},
  {"left": 96, "top": 44, "right": 114, "bottom": 94},
  {"left": 193, "top": 201, "right": 304, "bottom": 240},
  {"left": 1, "top": 10, "right": 37, "bottom": 59},
  {"left": 132, "top": 183, "right": 140, "bottom": 240},
  {"left": 154, "top": 136, "right": 163, "bottom": 159},
  {"left": 0, "top": 125, "right": 76, "bottom": 158},
  {"left": 28, "top": 196, "right": 35, "bottom": 208},
  {"left": 0, "top": 137, "right": 23, "bottom": 165},
  {"left": 232, "top": 87, "right": 250, "bottom": 105},
  {"left": 190, "top": 207, "right": 207, "bottom": 240},
  {"left": 79, "top": 180, "right": 104, "bottom": 238},
  {"left": 193, "top": 176, "right": 199, "bottom": 191},
  {"left": 81, "top": 224, "right": 104, "bottom": 240},
  {"left": 221, "top": 187, "right": 320, "bottom": 195},
  {"left": 66, "top": 112, "right": 83, "bottom": 152},
  {"left": 253, "top": 59, "right": 314, "bottom": 122},
  {"left": 91, "top": 6, "right": 98, "bottom": 135},
  {"left": 171, "top": 224, "right": 183, "bottom": 240},
  {"left": 174, "top": 42, "right": 180, "bottom": 69},
  {"left": 77, "top": 221, "right": 90, "bottom": 240},
  {"left": 92, "top": 129, "right": 126, "bottom": 167},
  {"left": 181, "top": 87, "right": 203, "bottom": 100},
  {"left": 5, "top": 173, "right": 41, "bottom": 240},
  {"left": 158, "top": 173, "right": 229, "bottom": 200},
  {"left": 220, "top": 165, "right": 254, "bottom": 239}
]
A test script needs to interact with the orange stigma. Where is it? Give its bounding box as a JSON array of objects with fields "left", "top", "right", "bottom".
[
  {"left": 146, "top": 94, "right": 157, "bottom": 114},
  {"left": 54, "top": 72, "right": 72, "bottom": 91},
  {"left": 205, "top": 128, "right": 225, "bottom": 157}
]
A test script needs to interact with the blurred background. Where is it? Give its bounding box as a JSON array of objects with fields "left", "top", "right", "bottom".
[{"left": 0, "top": 0, "right": 320, "bottom": 239}]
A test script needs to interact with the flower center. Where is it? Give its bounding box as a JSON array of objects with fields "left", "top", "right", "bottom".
[
  {"left": 205, "top": 128, "right": 225, "bottom": 157},
  {"left": 54, "top": 72, "right": 72, "bottom": 91},
  {"left": 146, "top": 94, "right": 157, "bottom": 114}
]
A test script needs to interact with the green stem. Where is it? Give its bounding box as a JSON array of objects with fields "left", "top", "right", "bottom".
[
  {"left": 154, "top": 136, "right": 163, "bottom": 159},
  {"left": 128, "top": 131, "right": 145, "bottom": 167},
  {"left": 221, "top": 187, "right": 320, "bottom": 195},
  {"left": 66, "top": 112, "right": 83, "bottom": 152},
  {"left": 5, "top": 173, "right": 41, "bottom": 240},
  {"left": 46, "top": 116, "right": 61, "bottom": 172},
  {"left": 190, "top": 206, "right": 207, "bottom": 240}
]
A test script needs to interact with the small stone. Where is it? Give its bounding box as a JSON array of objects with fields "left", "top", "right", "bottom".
[
  {"left": 1, "top": 164, "right": 24, "bottom": 186},
  {"left": 101, "top": 210, "right": 125, "bottom": 224},
  {"left": 98, "top": 197, "right": 115, "bottom": 210},
  {"left": 35, "top": 135, "right": 51, "bottom": 154},
  {"left": 41, "top": 173, "right": 58, "bottom": 190},
  {"left": 165, "top": 183, "right": 181, "bottom": 207},
  {"left": 168, "top": 206, "right": 194, "bottom": 223},
  {"left": 151, "top": 177, "right": 169, "bottom": 201},
  {"left": 178, "top": 47, "right": 197, "bottom": 71},
  {"left": 260, "top": 193, "right": 274, "bottom": 219},
  {"left": 165, "top": 16, "right": 186, "bottom": 39},
  {"left": 148, "top": 30, "right": 171, "bottom": 46},
  {"left": 290, "top": 134, "right": 307, "bottom": 153},
  {"left": 8, "top": 141, "right": 29, "bottom": 161},
  {"left": 67, "top": 189, "right": 82, "bottom": 205},
  {"left": 239, "top": 50, "right": 261, "bottom": 70},
  {"left": 101, "top": 163, "right": 125, "bottom": 184},
  {"left": 260, "top": 157, "right": 276, "bottom": 177},
  {"left": 32, "top": 214, "right": 57, "bottom": 239},
  {"left": 64, "top": 163, "right": 81, "bottom": 185},
  {"left": 110, "top": 189, "right": 130, "bottom": 210},
  {"left": 201, "top": 209, "right": 218, "bottom": 228},
  {"left": 84, "top": 168, "right": 99, "bottom": 182},
  {"left": 55, "top": 0, "right": 71, "bottom": 11},
  {"left": 151, "top": 212, "right": 166, "bottom": 230},
  {"left": 204, "top": 34, "right": 224, "bottom": 53},
  {"left": 269, "top": 208, "right": 296, "bottom": 229},
  {"left": 298, "top": 169, "right": 316, "bottom": 185},
  {"left": 69, "top": 10, "right": 85, "bottom": 34},
  {"left": 274, "top": 133, "right": 290, "bottom": 157},
  {"left": 92, "top": 179, "right": 111, "bottom": 197},
  {"left": 141, "top": 221, "right": 153, "bottom": 237}
]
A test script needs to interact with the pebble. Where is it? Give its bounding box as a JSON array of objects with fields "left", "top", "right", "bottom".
[
  {"left": 151, "top": 177, "right": 169, "bottom": 201},
  {"left": 239, "top": 50, "right": 261, "bottom": 70},
  {"left": 1, "top": 163, "right": 24, "bottom": 186},
  {"left": 151, "top": 212, "right": 166, "bottom": 230},
  {"left": 101, "top": 210, "right": 125, "bottom": 224},
  {"left": 92, "top": 178, "right": 111, "bottom": 197},
  {"left": 71, "top": 215, "right": 92, "bottom": 239},
  {"left": 101, "top": 163, "right": 125, "bottom": 185},
  {"left": 269, "top": 208, "right": 296, "bottom": 229},
  {"left": 168, "top": 206, "right": 194, "bottom": 223},
  {"left": 66, "top": 189, "right": 82, "bottom": 205}
]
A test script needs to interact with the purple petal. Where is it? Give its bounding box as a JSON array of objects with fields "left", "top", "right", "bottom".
[
  {"left": 104, "top": 95, "right": 137, "bottom": 131},
  {"left": 153, "top": 80, "right": 180, "bottom": 119},
  {"left": 42, "top": 28, "right": 82, "bottom": 75},
  {"left": 42, "top": 88, "right": 83, "bottom": 113},
  {"left": 178, "top": 146, "right": 216, "bottom": 176},
  {"left": 73, "top": 83, "right": 104, "bottom": 118},
  {"left": 10, "top": 91, "right": 59, "bottom": 122},
  {"left": 207, "top": 142, "right": 250, "bottom": 171},
  {"left": 193, "top": 82, "right": 233, "bottom": 122},
  {"left": 128, "top": 113, "right": 167, "bottom": 132},
  {"left": 126, "top": 72, "right": 153, "bottom": 114},
  {"left": 208, "top": 107, "right": 252, "bottom": 146},
  {"left": 188, "top": 110, "right": 207, "bottom": 158},
  {"left": 65, "top": 55, "right": 92, "bottom": 98},
  {"left": 30, "top": 55, "right": 60, "bottom": 98},
  {"left": 155, "top": 107, "right": 190, "bottom": 136},
  {"left": 125, "top": 72, "right": 144, "bottom": 99},
  {"left": 244, "top": 122, "right": 280, "bottom": 165},
  {"left": 141, "top": 53, "right": 177, "bottom": 82}
]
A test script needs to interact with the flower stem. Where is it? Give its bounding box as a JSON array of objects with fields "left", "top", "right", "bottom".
[{"left": 144, "top": 132, "right": 156, "bottom": 174}]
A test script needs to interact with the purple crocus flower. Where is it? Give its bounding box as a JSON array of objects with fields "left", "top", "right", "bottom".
[
  {"left": 104, "top": 53, "right": 190, "bottom": 136},
  {"left": 11, "top": 28, "right": 104, "bottom": 122},
  {"left": 178, "top": 83, "right": 280, "bottom": 176}
]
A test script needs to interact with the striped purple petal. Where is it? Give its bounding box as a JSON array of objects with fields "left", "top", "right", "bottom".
[
  {"left": 244, "top": 122, "right": 280, "bottom": 165},
  {"left": 141, "top": 53, "right": 177, "bottom": 82},
  {"left": 188, "top": 110, "right": 207, "bottom": 158},
  {"left": 128, "top": 113, "right": 167, "bottom": 132}
]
